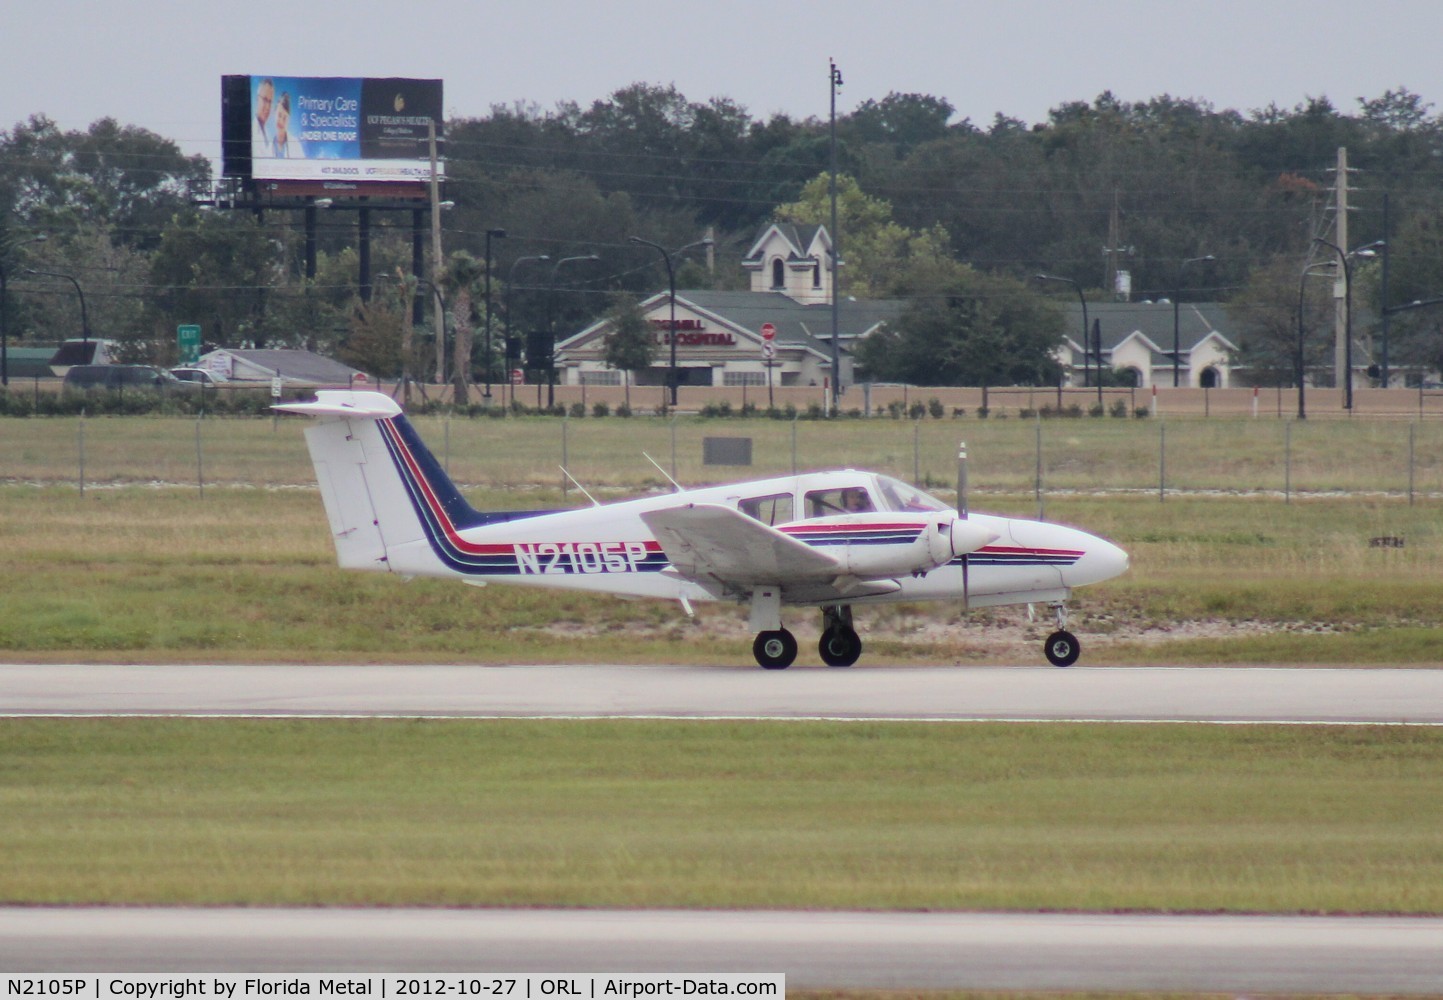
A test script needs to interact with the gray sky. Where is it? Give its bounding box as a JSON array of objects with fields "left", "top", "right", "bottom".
[{"left": 6, "top": 0, "right": 1443, "bottom": 164}]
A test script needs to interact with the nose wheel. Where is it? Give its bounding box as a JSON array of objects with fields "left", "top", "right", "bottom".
[
  {"left": 1043, "top": 602, "right": 1080, "bottom": 667},
  {"left": 1044, "top": 629, "right": 1080, "bottom": 667}
]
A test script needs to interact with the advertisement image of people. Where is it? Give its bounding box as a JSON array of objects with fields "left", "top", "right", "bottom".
[{"left": 242, "top": 75, "right": 443, "bottom": 183}]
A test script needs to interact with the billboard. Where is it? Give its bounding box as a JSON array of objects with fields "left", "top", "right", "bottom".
[{"left": 222, "top": 76, "right": 443, "bottom": 184}]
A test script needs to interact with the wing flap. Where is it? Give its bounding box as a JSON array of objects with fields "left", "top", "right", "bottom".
[{"left": 641, "top": 503, "right": 842, "bottom": 593}]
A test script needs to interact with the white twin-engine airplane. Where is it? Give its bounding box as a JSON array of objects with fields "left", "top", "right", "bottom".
[{"left": 279, "top": 390, "right": 1128, "bottom": 669}]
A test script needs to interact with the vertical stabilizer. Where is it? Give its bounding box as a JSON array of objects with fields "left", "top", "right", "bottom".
[{"left": 278, "top": 391, "right": 444, "bottom": 574}]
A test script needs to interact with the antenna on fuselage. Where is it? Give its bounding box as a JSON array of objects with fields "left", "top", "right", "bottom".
[
  {"left": 642, "top": 452, "right": 683, "bottom": 493},
  {"left": 560, "top": 466, "right": 600, "bottom": 507}
]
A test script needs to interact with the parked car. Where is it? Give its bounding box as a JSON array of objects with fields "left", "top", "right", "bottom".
[
  {"left": 170, "top": 367, "right": 229, "bottom": 386},
  {"left": 63, "top": 365, "right": 192, "bottom": 391}
]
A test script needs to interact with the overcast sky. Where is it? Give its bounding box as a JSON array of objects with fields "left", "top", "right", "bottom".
[{"left": 6, "top": 0, "right": 1443, "bottom": 164}]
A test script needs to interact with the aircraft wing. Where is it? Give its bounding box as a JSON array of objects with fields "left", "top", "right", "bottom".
[{"left": 640, "top": 503, "right": 844, "bottom": 595}]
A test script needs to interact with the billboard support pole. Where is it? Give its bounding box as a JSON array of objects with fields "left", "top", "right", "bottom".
[{"left": 428, "top": 120, "right": 446, "bottom": 387}]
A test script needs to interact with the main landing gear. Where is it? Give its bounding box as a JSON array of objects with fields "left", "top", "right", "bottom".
[
  {"left": 1043, "top": 601, "right": 1080, "bottom": 668},
  {"left": 751, "top": 604, "right": 862, "bottom": 669},
  {"left": 753, "top": 629, "right": 798, "bottom": 670},
  {"left": 818, "top": 604, "right": 862, "bottom": 667}
]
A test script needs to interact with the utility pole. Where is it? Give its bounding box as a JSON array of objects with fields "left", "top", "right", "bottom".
[{"left": 1332, "top": 146, "right": 1350, "bottom": 403}]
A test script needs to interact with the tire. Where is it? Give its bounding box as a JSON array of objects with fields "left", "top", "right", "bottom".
[
  {"left": 818, "top": 626, "right": 863, "bottom": 667},
  {"left": 1044, "top": 629, "right": 1080, "bottom": 668},
  {"left": 754, "top": 629, "right": 798, "bottom": 669}
]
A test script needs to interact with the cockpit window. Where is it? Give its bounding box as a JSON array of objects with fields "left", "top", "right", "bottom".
[
  {"left": 738, "top": 493, "right": 794, "bottom": 526},
  {"left": 806, "top": 487, "right": 874, "bottom": 517},
  {"left": 876, "top": 476, "right": 949, "bottom": 513}
]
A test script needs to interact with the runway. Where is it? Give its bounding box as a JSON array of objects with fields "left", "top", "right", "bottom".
[
  {"left": 2, "top": 908, "right": 1442, "bottom": 992},
  {"left": 6, "top": 662, "right": 1443, "bottom": 991},
  {"left": 3, "top": 662, "right": 1443, "bottom": 723}
]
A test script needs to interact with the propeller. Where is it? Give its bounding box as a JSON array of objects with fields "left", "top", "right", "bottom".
[{"left": 958, "top": 441, "right": 969, "bottom": 611}]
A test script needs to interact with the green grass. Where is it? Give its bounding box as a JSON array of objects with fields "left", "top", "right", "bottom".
[
  {"left": 6, "top": 412, "right": 1443, "bottom": 497},
  {"left": 4, "top": 719, "right": 1443, "bottom": 912},
  {"left": 5, "top": 485, "right": 1443, "bottom": 664}
]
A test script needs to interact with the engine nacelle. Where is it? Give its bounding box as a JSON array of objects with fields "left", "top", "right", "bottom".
[{"left": 814, "top": 513, "right": 995, "bottom": 579}]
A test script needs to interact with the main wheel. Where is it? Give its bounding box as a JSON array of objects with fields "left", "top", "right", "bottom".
[
  {"left": 753, "top": 629, "right": 798, "bottom": 669},
  {"left": 818, "top": 626, "right": 863, "bottom": 667},
  {"left": 1044, "top": 629, "right": 1080, "bottom": 668}
]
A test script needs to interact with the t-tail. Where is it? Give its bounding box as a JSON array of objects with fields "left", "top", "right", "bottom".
[{"left": 276, "top": 390, "right": 538, "bottom": 576}]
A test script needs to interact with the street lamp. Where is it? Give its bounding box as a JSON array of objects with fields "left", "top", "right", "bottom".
[
  {"left": 627, "top": 236, "right": 715, "bottom": 408},
  {"left": 1313, "top": 238, "right": 1383, "bottom": 411},
  {"left": 0, "top": 233, "right": 47, "bottom": 387},
  {"left": 828, "top": 58, "right": 844, "bottom": 413},
  {"left": 504, "top": 254, "right": 550, "bottom": 410},
  {"left": 545, "top": 254, "right": 599, "bottom": 408},
  {"left": 1172, "top": 255, "right": 1215, "bottom": 387},
  {"left": 1034, "top": 273, "right": 1098, "bottom": 408},
  {"left": 25, "top": 268, "right": 90, "bottom": 353},
  {"left": 482, "top": 228, "right": 507, "bottom": 402},
  {"left": 1295, "top": 259, "right": 1332, "bottom": 420}
]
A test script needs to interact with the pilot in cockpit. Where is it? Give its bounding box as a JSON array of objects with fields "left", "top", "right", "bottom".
[{"left": 841, "top": 487, "right": 873, "bottom": 512}]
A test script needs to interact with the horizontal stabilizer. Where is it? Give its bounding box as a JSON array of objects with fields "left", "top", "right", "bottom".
[{"left": 274, "top": 391, "right": 402, "bottom": 419}]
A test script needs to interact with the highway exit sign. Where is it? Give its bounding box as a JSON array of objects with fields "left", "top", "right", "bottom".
[{"left": 177, "top": 324, "right": 201, "bottom": 365}]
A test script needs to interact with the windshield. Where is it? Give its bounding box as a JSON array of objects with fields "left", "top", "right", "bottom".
[{"left": 875, "top": 476, "right": 950, "bottom": 513}]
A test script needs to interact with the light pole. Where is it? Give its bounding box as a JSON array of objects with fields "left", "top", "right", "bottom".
[
  {"left": 504, "top": 254, "right": 549, "bottom": 410},
  {"left": 545, "top": 254, "right": 599, "bottom": 408},
  {"left": 1034, "top": 273, "right": 1097, "bottom": 408},
  {"left": 627, "top": 236, "right": 714, "bottom": 408},
  {"left": 1313, "top": 238, "right": 1383, "bottom": 411},
  {"left": 482, "top": 228, "right": 507, "bottom": 402},
  {"left": 0, "top": 233, "right": 47, "bottom": 387},
  {"left": 25, "top": 268, "right": 90, "bottom": 352},
  {"left": 1295, "top": 259, "right": 1329, "bottom": 420},
  {"left": 1172, "top": 255, "right": 1215, "bottom": 387},
  {"left": 828, "top": 58, "right": 844, "bottom": 412}
]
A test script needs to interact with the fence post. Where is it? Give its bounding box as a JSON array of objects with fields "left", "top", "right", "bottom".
[
  {"left": 1035, "top": 417, "right": 1044, "bottom": 520},
  {"left": 1409, "top": 422, "right": 1416, "bottom": 506},
  {"left": 791, "top": 416, "right": 797, "bottom": 475},
  {"left": 196, "top": 416, "right": 204, "bottom": 499},
  {"left": 913, "top": 420, "right": 920, "bottom": 484},
  {"left": 1158, "top": 421, "right": 1166, "bottom": 502},
  {"left": 562, "top": 415, "right": 569, "bottom": 500},
  {"left": 77, "top": 410, "right": 86, "bottom": 497},
  {"left": 1284, "top": 421, "right": 1292, "bottom": 505}
]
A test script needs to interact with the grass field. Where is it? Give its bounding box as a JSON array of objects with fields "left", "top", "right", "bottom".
[
  {"left": 5, "top": 414, "right": 1443, "bottom": 933},
  {"left": 5, "top": 411, "right": 1443, "bottom": 498},
  {"left": 1, "top": 482, "right": 1441, "bottom": 664},
  {"left": 4, "top": 719, "right": 1442, "bottom": 913}
]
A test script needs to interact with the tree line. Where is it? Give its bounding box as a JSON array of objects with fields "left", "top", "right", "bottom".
[{"left": 5, "top": 83, "right": 1443, "bottom": 390}]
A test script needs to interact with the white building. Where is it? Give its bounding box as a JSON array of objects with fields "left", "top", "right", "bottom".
[
  {"left": 1056, "top": 301, "right": 1238, "bottom": 389},
  {"left": 555, "top": 224, "right": 902, "bottom": 389}
]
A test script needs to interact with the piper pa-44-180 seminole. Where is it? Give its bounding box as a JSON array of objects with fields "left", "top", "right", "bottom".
[{"left": 278, "top": 390, "right": 1128, "bottom": 668}]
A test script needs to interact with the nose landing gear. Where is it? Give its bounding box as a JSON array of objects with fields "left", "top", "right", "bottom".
[{"left": 1043, "top": 602, "right": 1080, "bottom": 667}]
